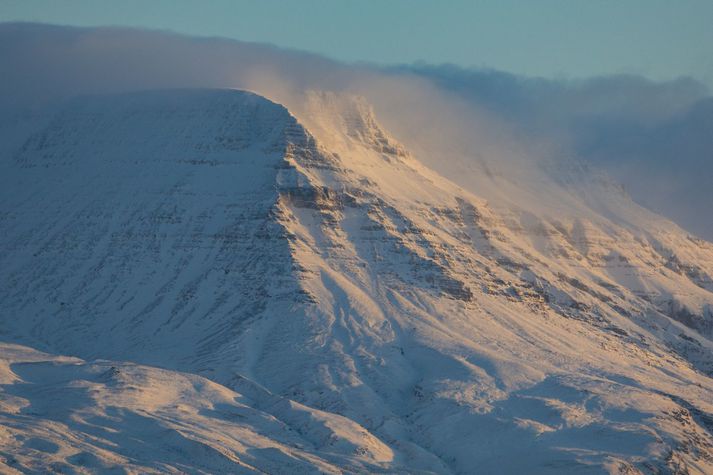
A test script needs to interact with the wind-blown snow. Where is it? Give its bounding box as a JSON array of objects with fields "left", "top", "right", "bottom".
[{"left": 1, "top": 88, "right": 712, "bottom": 474}]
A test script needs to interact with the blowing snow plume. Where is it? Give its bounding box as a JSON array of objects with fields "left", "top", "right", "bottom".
[
  {"left": 2, "top": 22, "right": 712, "bottom": 240},
  {"left": 0, "top": 23, "right": 530, "bottom": 177}
]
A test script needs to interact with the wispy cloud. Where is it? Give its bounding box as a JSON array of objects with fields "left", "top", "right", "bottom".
[{"left": 1, "top": 23, "right": 711, "bottom": 238}]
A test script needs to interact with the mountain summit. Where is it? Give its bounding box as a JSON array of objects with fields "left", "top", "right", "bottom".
[{"left": 1, "top": 89, "right": 712, "bottom": 473}]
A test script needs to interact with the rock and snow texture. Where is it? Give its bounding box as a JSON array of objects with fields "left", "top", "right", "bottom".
[{"left": 0, "top": 88, "right": 712, "bottom": 474}]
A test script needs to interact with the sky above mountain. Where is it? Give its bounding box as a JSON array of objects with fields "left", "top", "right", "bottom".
[{"left": 2, "top": 0, "right": 713, "bottom": 87}]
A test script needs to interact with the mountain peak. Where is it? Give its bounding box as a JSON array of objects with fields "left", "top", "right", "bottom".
[{"left": 14, "top": 88, "right": 302, "bottom": 168}]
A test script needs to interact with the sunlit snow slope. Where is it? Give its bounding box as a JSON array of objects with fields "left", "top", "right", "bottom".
[{"left": 1, "top": 89, "right": 712, "bottom": 474}]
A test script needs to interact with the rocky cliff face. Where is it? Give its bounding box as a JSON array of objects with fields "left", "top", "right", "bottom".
[{"left": 1, "top": 88, "right": 712, "bottom": 474}]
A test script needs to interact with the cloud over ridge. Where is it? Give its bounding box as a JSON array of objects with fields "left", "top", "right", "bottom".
[{"left": 1, "top": 22, "right": 711, "bottom": 239}]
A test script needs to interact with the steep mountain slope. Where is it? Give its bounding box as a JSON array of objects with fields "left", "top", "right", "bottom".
[{"left": 1, "top": 88, "right": 712, "bottom": 474}]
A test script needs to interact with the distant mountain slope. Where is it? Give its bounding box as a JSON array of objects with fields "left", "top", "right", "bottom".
[{"left": 1, "top": 89, "right": 712, "bottom": 473}]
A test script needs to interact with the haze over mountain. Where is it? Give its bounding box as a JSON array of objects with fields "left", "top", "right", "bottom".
[
  {"left": 0, "top": 23, "right": 712, "bottom": 474},
  {"left": 1, "top": 23, "right": 712, "bottom": 240}
]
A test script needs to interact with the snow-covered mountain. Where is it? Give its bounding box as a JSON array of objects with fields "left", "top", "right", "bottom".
[{"left": 1, "top": 88, "right": 712, "bottom": 474}]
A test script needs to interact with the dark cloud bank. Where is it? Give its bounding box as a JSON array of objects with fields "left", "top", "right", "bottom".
[{"left": 2, "top": 23, "right": 711, "bottom": 239}]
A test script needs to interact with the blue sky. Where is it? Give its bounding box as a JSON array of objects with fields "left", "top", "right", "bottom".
[{"left": 2, "top": 0, "right": 712, "bottom": 85}]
